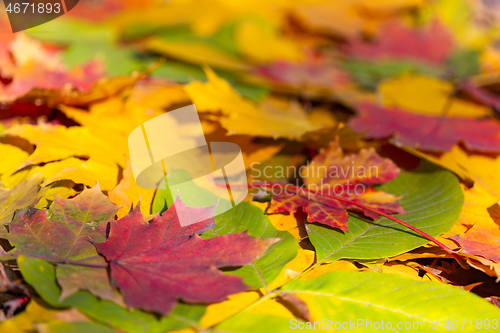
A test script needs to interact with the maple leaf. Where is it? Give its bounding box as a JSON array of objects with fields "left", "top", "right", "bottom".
[
  {"left": 268, "top": 141, "right": 404, "bottom": 231},
  {"left": 291, "top": 0, "right": 425, "bottom": 38},
  {"left": 349, "top": 102, "right": 500, "bottom": 152},
  {"left": 4, "top": 123, "right": 123, "bottom": 191},
  {"left": 379, "top": 75, "right": 491, "bottom": 118},
  {"left": 253, "top": 58, "right": 351, "bottom": 94},
  {"left": 6, "top": 185, "right": 121, "bottom": 304},
  {"left": 184, "top": 68, "right": 324, "bottom": 139},
  {"left": 0, "top": 174, "right": 44, "bottom": 238},
  {"left": 95, "top": 196, "right": 276, "bottom": 315},
  {"left": 345, "top": 20, "right": 454, "bottom": 66},
  {"left": 445, "top": 187, "right": 500, "bottom": 263}
]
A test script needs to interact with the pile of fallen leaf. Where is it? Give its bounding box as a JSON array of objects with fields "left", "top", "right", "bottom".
[{"left": 1, "top": 0, "right": 500, "bottom": 332}]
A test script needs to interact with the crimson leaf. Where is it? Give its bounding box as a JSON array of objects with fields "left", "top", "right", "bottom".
[{"left": 95, "top": 196, "right": 275, "bottom": 315}]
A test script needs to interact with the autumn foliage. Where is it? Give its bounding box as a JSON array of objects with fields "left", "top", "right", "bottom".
[{"left": 1, "top": 0, "right": 500, "bottom": 332}]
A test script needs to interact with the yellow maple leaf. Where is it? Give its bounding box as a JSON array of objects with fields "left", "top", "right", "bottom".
[
  {"left": 0, "top": 142, "right": 29, "bottom": 180},
  {"left": 108, "top": 156, "right": 156, "bottom": 219},
  {"left": 236, "top": 20, "right": 303, "bottom": 63},
  {"left": 291, "top": 0, "right": 424, "bottom": 38},
  {"left": 379, "top": 74, "right": 492, "bottom": 118},
  {"left": 407, "top": 145, "right": 500, "bottom": 201},
  {"left": 185, "top": 68, "right": 323, "bottom": 139}
]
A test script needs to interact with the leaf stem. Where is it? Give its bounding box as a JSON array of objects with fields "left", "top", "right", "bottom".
[
  {"left": 1, "top": 252, "right": 109, "bottom": 268},
  {"left": 251, "top": 182, "right": 469, "bottom": 269}
]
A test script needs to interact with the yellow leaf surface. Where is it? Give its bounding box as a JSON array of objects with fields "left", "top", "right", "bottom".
[
  {"left": 292, "top": 0, "right": 423, "bottom": 38},
  {"left": 359, "top": 0, "right": 425, "bottom": 13},
  {"left": 423, "top": 0, "right": 500, "bottom": 49},
  {"left": 1, "top": 156, "right": 118, "bottom": 191},
  {"left": 451, "top": 199, "right": 500, "bottom": 263},
  {"left": 437, "top": 185, "right": 493, "bottom": 248},
  {"left": 61, "top": 97, "right": 164, "bottom": 148},
  {"left": 408, "top": 145, "right": 500, "bottom": 201},
  {"left": 127, "top": 83, "right": 190, "bottom": 110},
  {"left": 267, "top": 248, "right": 315, "bottom": 290},
  {"left": 185, "top": 68, "right": 323, "bottom": 139},
  {"left": 253, "top": 202, "right": 306, "bottom": 241},
  {"left": 108, "top": 156, "right": 156, "bottom": 219},
  {"left": 4, "top": 123, "right": 122, "bottom": 174},
  {"left": 302, "top": 260, "right": 360, "bottom": 280},
  {"left": 200, "top": 291, "right": 261, "bottom": 328},
  {"left": 145, "top": 39, "right": 249, "bottom": 71},
  {"left": 292, "top": 0, "right": 375, "bottom": 37},
  {"left": 245, "top": 297, "right": 295, "bottom": 319},
  {"left": 381, "top": 262, "right": 442, "bottom": 282},
  {"left": 236, "top": 21, "right": 303, "bottom": 63},
  {"left": 379, "top": 74, "right": 492, "bottom": 118},
  {"left": 0, "top": 142, "right": 28, "bottom": 178},
  {"left": 35, "top": 184, "right": 78, "bottom": 209},
  {"left": 379, "top": 262, "right": 426, "bottom": 281}
]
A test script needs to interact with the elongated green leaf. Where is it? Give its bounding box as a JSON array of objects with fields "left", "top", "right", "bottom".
[
  {"left": 217, "top": 270, "right": 500, "bottom": 332},
  {"left": 281, "top": 270, "right": 500, "bottom": 332},
  {"left": 307, "top": 165, "right": 464, "bottom": 262},
  {"left": 202, "top": 202, "right": 298, "bottom": 289},
  {"left": 18, "top": 256, "right": 205, "bottom": 333},
  {"left": 36, "top": 321, "right": 117, "bottom": 333}
]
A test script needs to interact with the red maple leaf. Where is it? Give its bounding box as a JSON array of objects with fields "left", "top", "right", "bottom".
[
  {"left": 254, "top": 57, "right": 351, "bottom": 91},
  {"left": 345, "top": 20, "right": 454, "bottom": 66},
  {"left": 268, "top": 141, "right": 404, "bottom": 231},
  {"left": 94, "top": 196, "right": 275, "bottom": 315},
  {"left": 349, "top": 102, "right": 500, "bottom": 152}
]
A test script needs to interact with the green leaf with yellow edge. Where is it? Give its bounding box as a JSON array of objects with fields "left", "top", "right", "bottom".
[
  {"left": 215, "top": 270, "right": 500, "bottom": 332},
  {"left": 35, "top": 321, "right": 117, "bottom": 333},
  {"left": 17, "top": 256, "right": 206, "bottom": 333},
  {"left": 307, "top": 164, "right": 464, "bottom": 262},
  {"left": 280, "top": 270, "right": 500, "bottom": 331},
  {"left": 0, "top": 173, "right": 44, "bottom": 237}
]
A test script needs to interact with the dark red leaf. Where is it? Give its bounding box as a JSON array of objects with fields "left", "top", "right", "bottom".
[
  {"left": 95, "top": 196, "right": 276, "bottom": 315},
  {"left": 345, "top": 20, "right": 454, "bottom": 66},
  {"left": 349, "top": 102, "right": 500, "bottom": 152}
]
